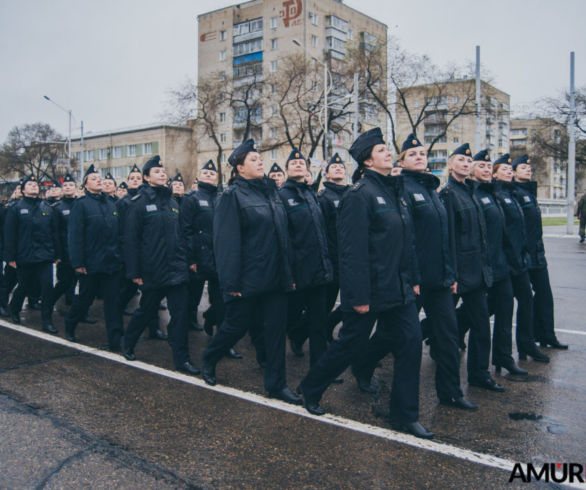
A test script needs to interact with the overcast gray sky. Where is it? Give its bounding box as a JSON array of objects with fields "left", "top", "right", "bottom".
[{"left": 1, "top": 0, "right": 584, "bottom": 143}]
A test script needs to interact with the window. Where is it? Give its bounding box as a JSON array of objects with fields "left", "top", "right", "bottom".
[
  {"left": 250, "top": 18, "right": 263, "bottom": 32},
  {"left": 270, "top": 127, "right": 278, "bottom": 138},
  {"left": 271, "top": 149, "right": 277, "bottom": 159},
  {"left": 85, "top": 150, "right": 95, "bottom": 161},
  {"left": 220, "top": 30, "right": 226, "bottom": 41},
  {"left": 127, "top": 145, "right": 136, "bottom": 157},
  {"left": 414, "top": 101, "right": 419, "bottom": 108},
  {"left": 234, "top": 18, "right": 263, "bottom": 36},
  {"left": 219, "top": 112, "right": 226, "bottom": 123},
  {"left": 270, "top": 83, "right": 277, "bottom": 93},
  {"left": 270, "top": 16, "right": 278, "bottom": 29},
  {"left": 271, "top": 38, "right": 278, "bottom": 50},
  {"left": 327, "top": 15, "right": 348, "bottom": 32},
  {"left": 233, "top": 38, "right": 262, "bottom": 56},
  {"left": 453, "top": 96, "right": 459, "bottom": 104},
  {"left": 221, "top": 154, "right": 227, "bottom": 164},
  {"left": 219, "top": 71, "right": 226, "bottom": 81},
  {"left": 309, "top": 12, "right": 319, "bottom": 25},
  {"left": 271, "top": 105, "right": 278, "bottom": 116},
  {"left": 143, "top": 143, "right": 152, "bottom": 155},
  {"left": 453, "top": 137, "right": 459, "bottom": 143},
  {"left": 347, "top": 29, "right": 353, "bottom": 41},
  {"left": 220, "top": 133, "right": 227, "bottom": 144},
  {"left": 112, "top": 146, "right": 122, "bottom": 158},
  {"left": 99, "top": 148, "right": 109, "bottom": 160},
  {"left": 270, "top": 60, "right": 278, "bottom": 72},
  {"left": 311, "top": 35, "right": 318, "bottom": 48},
  {"left": 219, "top": 50, "right": 226, "bottom": 61},
  {"left": 74, "top": 151, "right": 81, "bottom": 161}
]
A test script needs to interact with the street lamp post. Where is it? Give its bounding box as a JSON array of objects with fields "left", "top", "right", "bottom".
[{"left": 43, "top": 95, "right": 71, "bottom": 162}]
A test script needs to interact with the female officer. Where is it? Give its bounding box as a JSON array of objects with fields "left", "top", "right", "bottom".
[
  {"left": 397, "top": 135, "right": 476, "bottom": 409},
  {"left": 64, "top": 165, "right": 123, "bottom": 350},
  {"left": 297, "top": 128, "right": 432, "bottom": 439},
  {"left": 4, "top": 174, "right": 59, "bottom": 333},
  {"left": 121, "top": 156, "right": 198, "bottom": 375},
  {"left": 200, "top": 140, "right": 301, "bottom": 405},
  {"left": 318, "top": 154, "right": 349, "bottom": 339},
  {"left": 512, "top": 155, "right": 567, "bottom": 351},
  {"left": 439, "top": 144, "right": 504, "bottom": 392},
  {"left": 467, "top": 151, "right": 534, "bottom": 375},
  {"left": 492, "top": 155, "right": 549, "bottom": 364},
  {"left": 279, "top": 148, "right": 333, "bottom": 367}
]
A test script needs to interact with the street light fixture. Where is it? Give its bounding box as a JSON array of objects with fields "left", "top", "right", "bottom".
[
  {"left": 43, "top": 95, "right": 84, "bottom": 184},
  {"left": 43, "top": 95, "right": 72, "bottom": 162}
]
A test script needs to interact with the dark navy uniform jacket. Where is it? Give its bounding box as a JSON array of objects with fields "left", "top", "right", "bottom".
[
  {"left": 473, "top": 182, "right": 509, "bottom": 283},
  {"left": 4, "top": 196, "right": 59, "bottom": 265},
  {"left": 180, "top": 181, "right": 219, "bottom": 276},
  {"left": 338, "top": 169, "right": 416, "bottom": 312},
  {"left": 493, "top": 181, "right": 529, "bottom": 276},
  {"left": 68, "top": 192, "right": 121, "bottom": 275},
  {"left": 317, "top": 181, "right": 349, "bottom": 281},
  {"left": 279, "top": 179, "right": 333, "bottom": 290},
  {"left": 124, "top": 185, "right": 188, "bottom": 290},
  {"left": 512, "top": 181, "right": 547, "bottom": 269},
  {"left": 213, "top": 176, "right": 294, "bottom": 301},
  {"left": 54, "top": 196, "right": 76, "bottom": 264},
  {"left": 402, "top": 170, "right": 455, "bottom": 290},
  {"left": 439, "top": 176, "right": 492, "bottom": 293}
]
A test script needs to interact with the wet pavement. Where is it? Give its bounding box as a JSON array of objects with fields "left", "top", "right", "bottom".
[{"left": 0, "top": 234, "right": 584, "bottom": 488}]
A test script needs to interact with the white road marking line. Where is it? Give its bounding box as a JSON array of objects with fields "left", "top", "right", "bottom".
[
  {"left": 543, "top": 234, "right": 581, "bottom": 239},
  {"left": 556, "top": 328, "right": 586, "bottom": 337},
  {"left": 1, "top": 319, "right": 584, "bottom": 488}
]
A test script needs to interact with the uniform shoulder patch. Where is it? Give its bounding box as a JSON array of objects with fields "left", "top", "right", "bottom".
[
  {"left": 131, "top": 193, "right": 141, "bottom": 201},
  {"left": 350, "top": 181, "right": 363, "bottom": 191}
]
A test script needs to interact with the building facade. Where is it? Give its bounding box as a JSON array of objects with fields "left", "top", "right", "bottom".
[
  {"left": 70, "top": 123, "right": 196, "bottom": 186},
  {"left": 197, "top": 0, "right": 387, "bottom": 181},
  {"left": 510, "top": 118, "right": 567, "bottom": 199},
  {"left": 395, "top": 79, "right": 510, "bottom": 176}
]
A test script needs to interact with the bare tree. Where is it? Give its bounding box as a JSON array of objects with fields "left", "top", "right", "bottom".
[
  {"left": 347, "top": 37, "right": 478, "bottom": 155},
  {"left": 165, "top": 74, "right": 229, "bottom": 185},
  {"left": 0, "top": 123, "right": 66, "bottom": 182}
]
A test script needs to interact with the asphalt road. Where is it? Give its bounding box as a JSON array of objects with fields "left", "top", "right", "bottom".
[{"left": 0, "top": 233, "right": 584, "bottom": 488}]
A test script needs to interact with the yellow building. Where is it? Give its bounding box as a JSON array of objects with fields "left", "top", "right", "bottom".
[
  {"left": 510, "top": 118, "right": 566, "bottom": 199},
  {"left": 395, "top": 79, "right": 510, "bottom": 176},
  {"left": 70, "top": 123, "right": 196, "bottom": 185}
]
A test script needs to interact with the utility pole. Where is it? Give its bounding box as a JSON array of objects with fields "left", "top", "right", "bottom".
[
  {"left": 80, "top": 121, "right": 85, "bottom": 184},
  {"left": 567, "top": 51, "right": 576, "bottom": 235},
  {"left": 474, "top": 46, "right": 482, "bottom": 151}
]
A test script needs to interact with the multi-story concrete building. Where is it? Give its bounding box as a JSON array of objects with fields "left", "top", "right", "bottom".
[
  {"left": 395, "top": 79, "right": 510, "bottom": 176},
  {"left": 510, "top": 118, "right": 567, "bottom": 199},
  {"left": 197, "top": 0, "right": 387, "bottom": 181},
  {"left": 70, "top": 123, "right": 196, "bottom": 185}
]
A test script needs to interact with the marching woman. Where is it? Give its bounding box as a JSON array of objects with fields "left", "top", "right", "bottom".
[
  {"left": 492, "top": 155, "right": 549, "bottom": 363},
  {"left": 468, "top": 151, "right": 535, "bottom": 375},
  {"left": 121, "top": 156, "right": 199, "bottom": 375},
  {"left": 4, "top": 174, "right": 60, "bottom": 333},
  {"left": 51, "top": 173, "right": 78, "bottom": 310},
  {"left": 512, "top": 155, "right": 567, "bottom": 351},
  {"left": 64, "top": 165, "right": 123, "bottom": 350},
  {"left": 201, "top": 140, "right": 301, "bottom": 405},
  {"left": 397, "top": 134, "right": 476, "bottom": 409},
  {"left": 439, "top": 144, "right": 504, "bottom": 392},
  {"left": 317, "top": 153, "right": 350, "bottom": 340},
  {"left": 279, "top": 148, "right": 333, "bottom": 366},
  {"left": 180, "top": 160, "right": 240, "bottom": 360},
  {"left": 297, "top": 128, "right": 433, "bottom": 439}
]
